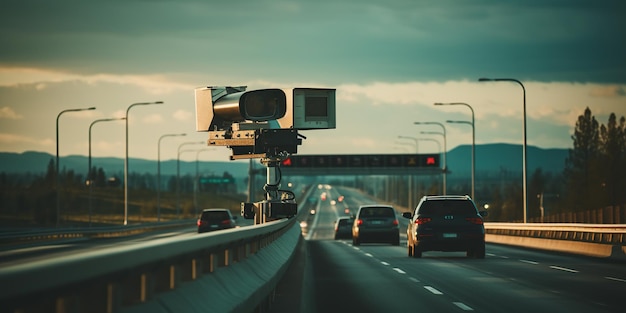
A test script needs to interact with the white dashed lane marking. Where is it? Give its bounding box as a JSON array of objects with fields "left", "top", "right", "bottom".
[
  {"left": 453, "top": 302, "right": 474, "bottom": 311},
  {"left": 424, "top": 286, "right": 444, "bottom": 295},
  {"left": 605, "top": 276, "right": 626, "bottom": 283},
  {"left": 519, "top": 259, "right": 539, "bottom": 265},
  {"left": 550, "top": 266, "right": 579, "bottom": 273}
]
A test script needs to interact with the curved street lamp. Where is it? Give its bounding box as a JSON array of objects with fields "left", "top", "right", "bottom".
[
  {"left": 177, "top": 141, "right": 205, "bottom": 219},
  {"left": 397, "top": 135, "right": 419, "bottom": 153},
  {"left": 194, "top": 149, "right": 214, "bottom": 216},
  {"left": 396, "top": 136, "right": 418, "bottom": 210},
  {"left": 56, "top": 106, "right": 96, "bottom": 227},
  {"left": 157, "top": 133, "right": 186, "bottom": 222},
  {"left": 124, "top": 101, "right": 163, "bottom": 225},
  {"left": 415, "top": 122, "right": 447, "bottom": 195},
  {"left": 479, "top": 78, "right": 527, "bottom": 223},
  {"left": 435, "top": 102, "right": 475, "bottom": 201},
  {"left": 88, "top": 117, "right": 125, "bottom": 226},
  {"left": 447, "top": 120, "right": 475, "bottom": 200}
]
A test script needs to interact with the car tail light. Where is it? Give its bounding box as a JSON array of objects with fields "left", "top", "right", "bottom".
[
  {"left": 393, "top": 219, "right": 399, "bottom": 226},
  {"left": 415, "top": 217, "right": 432, "bottom": 225},
  {"left": 197, "top": 219, "right": 205, "bottom": 227},
  {"left": 466, "top": 217, "right": 484, "bottom": 225},
  {"left": 356, "top": 219, "right": 363, "bottom": 226}
]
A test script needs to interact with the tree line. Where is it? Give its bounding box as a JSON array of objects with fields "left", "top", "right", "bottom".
[
  {"left": 485, "top": 107, "right": 625, "bottom": 222},
  {"left": 0, "top": 159, "right": 241, "bottom": 226}
]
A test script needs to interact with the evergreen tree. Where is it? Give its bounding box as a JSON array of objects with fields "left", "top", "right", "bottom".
[
  {"left": 599, "top": 113, "right": 626, "bottom": 207},
  {"left": 564, "top": 107, "right": 601, "bottom": 211},
  {"left": 45, "top": 158, "right": 56, "bottom": 187},
  {"left": 528, "top": 168, "right": 545, "bottom": 219}
]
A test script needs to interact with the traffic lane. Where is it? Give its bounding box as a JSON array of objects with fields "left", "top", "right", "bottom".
[
  {"left": 481, "top": 243, "right": 626, "bottom": 309},
  {"left": 308, "top": 240, "right": 464, "bottom": 313},
  {"left": 353, "top": 243, "right": 621, "bottom": 312}
]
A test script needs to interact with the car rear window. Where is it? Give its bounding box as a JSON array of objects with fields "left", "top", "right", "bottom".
[
  {"left": 202, "top": 211, "right": 230, "bottom": 221},
  {"left": 338, "top": 219, "right": 351, "bottom": 226},
  {"left": 417, "top": 200, "right": 477, "bottom": 216},
  {"left": 360, "top": 207, "right": 395, "bottom": 218}
]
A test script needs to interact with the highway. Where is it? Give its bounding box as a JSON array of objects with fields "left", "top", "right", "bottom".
[
  {"left": 1, "top": 184, "right": 624, "bottom": 313},
  {"left": 290, "top": 184, "right": 625, "bottom": 313}
]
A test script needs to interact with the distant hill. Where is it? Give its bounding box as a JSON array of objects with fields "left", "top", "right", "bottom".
[
  {"left": 0, "top": 151, "right": 250, "bottom": 178},
  {"left": 446, "top": 143, "right": 569, "bottom": 176},
  {"left": 0, "top": 144, "right": 569, "bottom": 179}
]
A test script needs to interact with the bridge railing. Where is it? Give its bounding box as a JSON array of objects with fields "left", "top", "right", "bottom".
[
  {"left": 484, "top": 222, "right": 626, "bottom": 244},
  {"left": 0, "top": 217, "right": 301, "bottom": 313},
  {"left": 2, "top": 220, "right": 624, "bottom": 313},
  {"left": 484, "top": 222, "right": 626, "bottom": 259}
]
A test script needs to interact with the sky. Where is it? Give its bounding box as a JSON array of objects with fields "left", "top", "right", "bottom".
[{"left": 1, "top": 0, "right": 625, "bottom": 165}]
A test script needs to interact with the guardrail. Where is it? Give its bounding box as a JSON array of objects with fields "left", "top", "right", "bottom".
[
  {"left": 485, "top": 222, "right": 626, "bottom": 244},
  {"left": 484, "top": 222, "right": 626, "bottom": 259},
  {"left": 0, "top": 219, "right": 198, "bottom": 246},
  {"left": 2, "top": 217, "right": 624, "bottom": 313},
  {"left": 0, "top": 217, "right": 301, "bottom": 313}
]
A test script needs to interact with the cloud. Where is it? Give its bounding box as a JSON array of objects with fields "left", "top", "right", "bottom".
[
  {"left": 173, "top": 110, "right": 192, "bottom": 121},
  {"left": 589, "top": 85, "right": 626, "bottom": 98},
  {"left": 142, "top": 113, "right": 163, "bottom": 124},
  {"left": 0, "top": 67, "right": 195, "bottom": 95},
  {"left": 0, "top": 107, "right": 23, "bottom": 119},
  {"left": 0, "top": 133, "right": 53, "bottom": 147}
]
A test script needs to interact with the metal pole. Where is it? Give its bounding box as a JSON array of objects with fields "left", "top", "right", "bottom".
[
  {"left": 415, "top": 122, "right": 447, "bottom": 195},
  {"left": 479, "top": 78, "right": 527, "bottom": 223},
  {"left": 435, "top": 102, "right": 475, "bottom": 200},
  {"left": 157, "top": 133, "right": 186, "bottom": 222},
  {"left": 124, "top": 101, "right": 162, "bottom": 226},
  {"left": 177, "top": 142, "right": 204, "bottom": 219},
  {"left": 195, "top": 149, "right": 213, "bottom": 216},
  {"left": 397, "top": 136, "right": 419, "bottom": 209},
  {"left": 447, "top": 120, "right": 474, "bottom": 199},
  {"left": 56, "top": 106, "right": 95, "bottom": 227},
  {"left": 89, "top": 117, "right": 124, "bottom": 227}
]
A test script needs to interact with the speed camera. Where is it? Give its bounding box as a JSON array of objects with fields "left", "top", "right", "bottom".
[{"left": 195, "top": 86, "right": 336, "bottom": 131}]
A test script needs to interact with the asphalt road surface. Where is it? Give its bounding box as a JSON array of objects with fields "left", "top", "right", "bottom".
[{"left": 269, "top": 184, "right": 625, "bottom": 313}]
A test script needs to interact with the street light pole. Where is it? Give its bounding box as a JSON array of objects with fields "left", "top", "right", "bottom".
[
  {"left": 195, "top": 149, "right": 214, "bottom": 216},
  {"left": 435, "top": 102, "right": 475, "bottom": 200},
  {"left": 88, "top": 117, "right": 125, "bottom": 226},
  {"left": 415, "top": 122, "right": 447, "bottom": 195},
  {"left": 420, "top": 131, "right": 445, "bottom": 195},
  {"left": 397, "top": 136, "right": 420, "bottom": 210},
  {"left": 177, "top": 141, "right": 204, "bottom": 219},
  {"left": 56, "top": 106, "right": 96, "bottom": 227},
  {"left": 157, "top": 133, "right": 186, "bottom": 222},
  {"left": 447, "top": 120, "right": 475, "bottom": 200},
  {"left": 397, "top": 136, "right": 419, "bottom": 153},
  {"left": 479, "top": 78, "right": 527, "bottom": 223},
  {"left": 418, "top": 138, "right": 441, "bottom": 154},
  {"left": 124, "top": 101, "right": 163, "bottom": 226}
]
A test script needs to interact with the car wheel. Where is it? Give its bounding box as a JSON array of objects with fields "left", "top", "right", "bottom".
[
  {"left": 392, "top": 234, "right": 400, "bottom": 246},
  {"left": 413, "top": 247, "right": 422, "bottom": 258},
  {"left": 475, "top": 244, "right": 486, "bottom": 259}
]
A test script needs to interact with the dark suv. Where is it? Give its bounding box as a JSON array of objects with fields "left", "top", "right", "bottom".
[
  {"left": 352, "top": 204, "right": 400, "bottom": 246},
  {"left": 197, "top": 208, "right": 237, "bottom": 233},
  {"left": 402, "top": 195, "right": 487, "bottom": 258}
]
